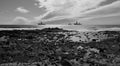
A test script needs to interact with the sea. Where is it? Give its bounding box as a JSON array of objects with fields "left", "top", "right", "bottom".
[{"left": 0, "top": 25, "right": 120, "bottom": 31}]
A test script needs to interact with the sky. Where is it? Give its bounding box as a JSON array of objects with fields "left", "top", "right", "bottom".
[{"left": 0, "top": 0, "right": 120, "bottom": 25}]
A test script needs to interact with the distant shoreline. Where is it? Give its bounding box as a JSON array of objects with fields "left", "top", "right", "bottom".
[{"left": 0, "top": 25, "right": 120, "bottom": 31}]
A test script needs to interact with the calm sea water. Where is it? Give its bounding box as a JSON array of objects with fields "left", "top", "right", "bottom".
[{"left": 0, "top": 25, "right": 120, "bottom": 31}]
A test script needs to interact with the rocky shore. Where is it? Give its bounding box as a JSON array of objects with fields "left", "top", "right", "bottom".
[{"left": 0, "top": 28, "right": 120, "bottom": 66}]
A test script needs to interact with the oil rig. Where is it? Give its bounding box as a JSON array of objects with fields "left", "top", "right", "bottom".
[
  {"left": 68, "top": 21, "right": 82, "bottom": 25},
  {"left": 38, "top": 21, "right": 46, "bottom": 25}
]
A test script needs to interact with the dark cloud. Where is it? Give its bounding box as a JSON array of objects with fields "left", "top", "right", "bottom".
[{"left": 99, "top": 0, "right": 118, "bottom": 6}]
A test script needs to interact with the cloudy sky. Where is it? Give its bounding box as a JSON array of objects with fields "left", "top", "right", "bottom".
[{"left": 0, "top": 0, "right": 120, "bottom": 25}]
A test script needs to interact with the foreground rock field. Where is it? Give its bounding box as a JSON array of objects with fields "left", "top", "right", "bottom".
[{"left": 0, "top": 28, "right": 120, "bottom": 66}]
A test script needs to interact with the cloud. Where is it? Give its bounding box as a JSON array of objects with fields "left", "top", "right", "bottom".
[
  {"left": 75, "top": 1, "right": 120, "bottom": 20},
  {"left": 81, "top": 15, "right": 120, "bottom": 25},
  {"left": 80, "top": 0, "right": 120, "bottom": 16},
  {"left": 35, "top": 0, "right": 106, "bottom": 20},
  {"left": 13, "top": 16, "right": 33, "bottom": 25},
  {"left": 16, "top": 7, "right": 30, "bottom": 13},
  {"left": 43, "top": 13, "right": 120, "bottom": 25},
  {"left": 12, "top": 0, "right": 120, "bottom": 25},
  {"left": 34, "top": 0, "right": 120, "bottom": 23},
  {"left": 78, "top": 13, "right": 120, "bottom": 21}
]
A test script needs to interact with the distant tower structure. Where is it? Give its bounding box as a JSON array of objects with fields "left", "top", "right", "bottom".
[
  {"left": 38, "top": 21, "right": 45, "bottom": 25},
  {"left": 74, "top": 21, "right": 81, "bottom": 25}
]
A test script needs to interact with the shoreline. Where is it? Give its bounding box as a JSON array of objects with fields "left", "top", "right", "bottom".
[{"left": 0, "top": 27, "right": 120, "bottom": 31}]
